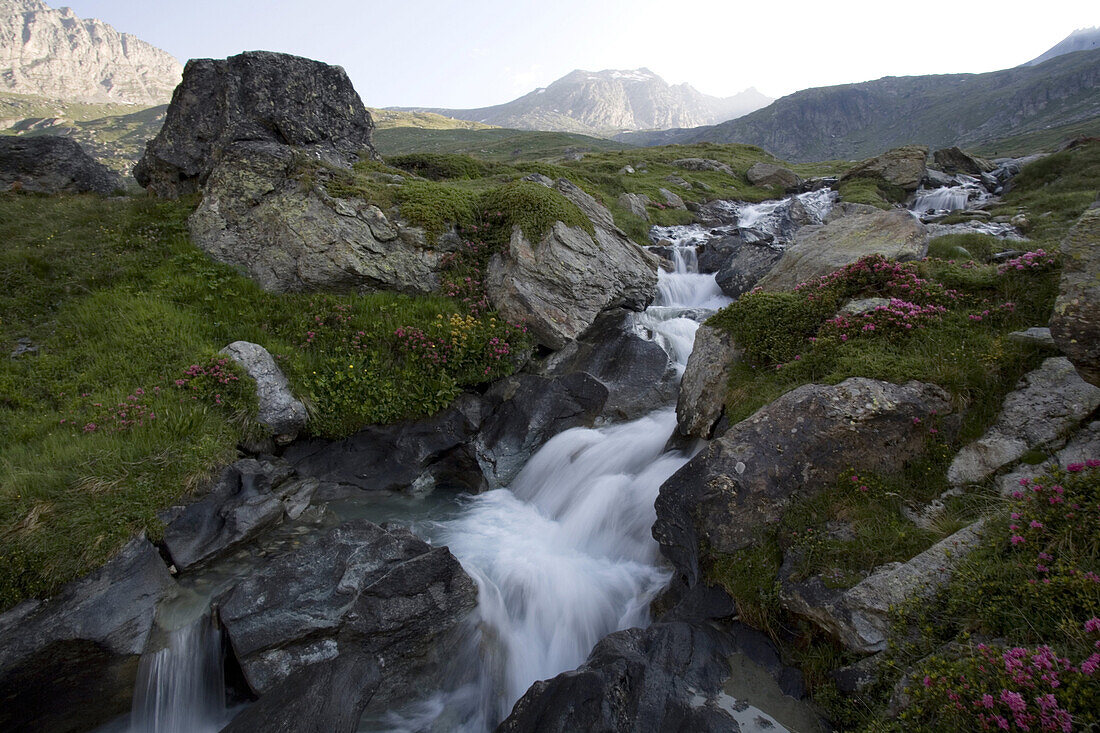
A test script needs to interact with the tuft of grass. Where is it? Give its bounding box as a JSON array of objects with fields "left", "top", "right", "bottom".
[{"left": 836, "top": 178, "right": 901, "bottom": 209}]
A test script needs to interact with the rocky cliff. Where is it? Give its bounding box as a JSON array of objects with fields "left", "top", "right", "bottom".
[{"left": 0, "top": 0, "right": 182, "bottom": 105}]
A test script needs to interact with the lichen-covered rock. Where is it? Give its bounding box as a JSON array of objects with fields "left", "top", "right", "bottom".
[
  {"left": 135, "top": 51, "right": 378, "bottom": 198},
  {"left": 1050, "top": 208, "right": 1100, "bottom": 386},
  {"left": 673, "top": 158, "right": 735, "bottom": 175},
  {"left": 932, "top": 146, "right": 995, "bottom": 175},
  {"left": 713, "top": 239, "right": 784, "bottom": 299},
  {"left": 840, "top": 145, "right": 928, "bottom": 192},
  {"left": 616, "top": 192, "right": 651, "bottom": 219},
  {"left": 676, "top": 325, "right": 741, "bottom": 439},
  {"left": 219, "top": 520, "right": 476, "bottom": 713},
  {"left": 756, "top": 205, "right": 928, "bottom": 291},
  {"left": 188, "top": 141, "right": 440, "bottom": 294},
  {"left": 485, "top": 179, "right": 659, "bottom": 350},
  {"left": 0, "top": 537, "right": 175, "bottom": 733},
  {"left": 947, "top": 357, "right": 1100, "bottom": 485},
  {"left": 654, "top": 378, "right": 951, "bottom": 592},
  {"left": 746, "top": 162, "right": 803, "bottom": 190},
  {"left": 659, "top": 187, "right": 687, "bottom": 209},
  {"left": 780, "top": 521, "right": 986, "bottom": 653},
  {"left": 0, "top": 136, "right": 121, "bottom": 194},
  {"left": 221, "top": 341, "right": 307, "bottom": 440}
]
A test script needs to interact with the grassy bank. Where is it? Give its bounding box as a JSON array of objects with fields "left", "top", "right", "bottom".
[
  {"left": 0, "top": 193, "right": 531, "bottom": 608},
  {"left": 700, "top": 142, "right": 1100, "bottom": 727}
]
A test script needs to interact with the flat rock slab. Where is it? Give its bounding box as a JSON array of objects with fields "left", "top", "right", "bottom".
[
  {"left": 947, "top": 357, "right": 1100, "bottom": 485},
  {"left": 1008, "top": 326, "right": 1056, "bottom": 348},
  {"left": 781, "top": 521, "right": 986, "bottom": 653}
]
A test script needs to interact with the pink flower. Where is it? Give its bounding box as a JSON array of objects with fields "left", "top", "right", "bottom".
[
  {"left": 1085, "top": 618, "right": 1100, "bottom": 634},
  {"left": 1011, "top": 535, "right": 1026, "bottom": 545}
]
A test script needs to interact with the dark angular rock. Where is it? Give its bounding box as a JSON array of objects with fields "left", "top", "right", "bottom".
[
  {"left": 714, "top": 240, "right": 784, "bottom": 299},
  {"left": 219, "top": 519, "right": 477, "bottom": 714},
  {"left": 0, "top": 136, "right": 121, "bottom": 195},
  {"left": 475, "top": 372, "right": 609, "bottom": 488},
  {"left": 541, "top": 310, "right": 676, "bottom": 422},
  {"left": 162, "top": 457, "right": 318, "bottom": 570},
  {"left": 676, "top": 324, "right": 742, "bottom": 439},
  {"left": 285, "top": 394, "right": 487, "bottom": 495},
  {"left": 932, "top": 146, "right": 995, "bottom": 175},
  {"left": 0, "top": 537, "right": 175, "bottom": 733},
  {"left": 134, "top": 50, "right": 379, "bottom": 198},
  {"left": 696, "top": 234, "right": 740, "bottom": 274},
  {"left": 654, "top": 378, "right": 951, "bottom": 593},
  {"left": 746, "top": 162, "right": 803, "bottom": 190}
]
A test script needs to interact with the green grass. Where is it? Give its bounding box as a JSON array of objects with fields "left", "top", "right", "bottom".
[
  {"left": 366, "top": 108, "right": 497, "bottom": 131},
  {"left": 836, "top": 177, "right": 905, "bottom": 209},
  {"left": 0, "top": 193, "right": 531, "bottom": 609}
]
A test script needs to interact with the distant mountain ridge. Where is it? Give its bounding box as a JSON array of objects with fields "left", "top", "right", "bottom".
[
  {"left": 619, "top": 47, "right": 1100, "bottom": 161},
  {"left": 1026, "top": 27, "right": 1100, "bottom": 66},
  {"left": 0, "top": 0, "right": 182, "bottom": 105},
  {"left": 398, "top": 68, "right": 772, "bottom": 138}
]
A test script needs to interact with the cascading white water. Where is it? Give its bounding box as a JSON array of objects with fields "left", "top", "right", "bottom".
[
  {"left": 910, "top": 186, "right": 972, "bottom": 214},
  {"left": 375, "top": 233, "right": 732, "bottom": 732},
  {"left": 714, "top": 187, "right": 836, "bottom": 243},
  {"left": 129, "top": 615, "right": 226, "bottom": 733}
]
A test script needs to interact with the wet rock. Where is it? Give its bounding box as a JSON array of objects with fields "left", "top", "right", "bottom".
[
  {"left": 219, "top": 520, "right": 477, "bottom": 710},
  {"left": 475, "top": 372, "right": 609, "bottom": 488},
  {"left": 932, "top": 146, "right": 995, "bottom": 175},
  {"left": 922, "top": 168, "right": 957, "bottom": 188},
  {"left": 780, "top": 521, "right": 986, "bottom": 653},
  {"left": 673, "top": 158, "right": 735, "bottom": 175},
  {"left": 714, "top": 240, "right": 784, "bottom": 299},
  {"left": 746, "top": 162, "right": 802, "bottom": 190},
  {"left": 189, "top": 141, "right": 441, "bottom": 294},
  {"left": 654, "top": 378, "right": 951, "bottom": 592},
  {"left": 541, "top": 310, "right": 676, "bottom": 422},
  {"left": 1007, "top": 326, "right": 1056, "bottom": 348},
  {"left": 221, "top": 341, "right": 307, "bottom": 441},
  {"left": 162, "top": 458, "right": 318, "bottom": 570},
  {"left": 485, "top": 179, "right": 659, "bottom": 350},
  {"left": 0, "top": 537, "right": 176, "bottom": 733},
  {"left": 696, "top": 235, "right": 740, "bottom": 274},
  {"left": 221, "top": 653, "right": 380, "bottom": 733},
  {"left": 617, "top": 191, "right": 651, "bottom": 219},
  {"left": 1050, "top": 208, "right": 1100, "bottom": 386},
  {"left": 285, "top": 394, "right": 487, "bottom": 495},
  {"left": 498, "top": 622, "right": 803, "bottom": 733},
  {"left": 841, "top": 145, "right": 929, "bottom": 192},
  {"left": 135, "top": 51, "right": 378, "bottom": 198},
  {"left": 947, "top": 357, "right": 1100, "bottom": 485},
  {"left": 757, "top": 206, "right": 928, "bottom": 291},
  {"left": 677, "top": 324, "right": 742, "bottom": 439},
  {"left": 0, "top": 136, "right": 121, "bottom": 195}
]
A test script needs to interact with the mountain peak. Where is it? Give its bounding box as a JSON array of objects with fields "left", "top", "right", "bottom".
[
  {"left": 0, "top": 0, "right": 182, "bottom": 104},
  {"left": 1025, "top": 26, "right": 1100, "bottom": 66}
]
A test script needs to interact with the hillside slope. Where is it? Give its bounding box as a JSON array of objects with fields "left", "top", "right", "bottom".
[{"left": 619, "top": 49, "right": 1100, "bottom": 161}]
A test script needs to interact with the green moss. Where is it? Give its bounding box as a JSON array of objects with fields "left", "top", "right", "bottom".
[
  {"left": 395, "top": 179, "right": 483, "bottom": 238},
  {"left": 479, "top": 180, "right": 594, "bottom": 243},
  {"left": 925, "top": 233, "right": 1008, "bottom": 262},
  {"left": 836, "top": 178, "right": 897, "bottom": 209},
  {"left": 707, "top": 291, "right": 838, "bottom": 366},
  {"left": 705, "top": 538, "right": 783, "bottom": 634},
  {"left": 387, "top": 153, "right": 502, "bottom": 181}
]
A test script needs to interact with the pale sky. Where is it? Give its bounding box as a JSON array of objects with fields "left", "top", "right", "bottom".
[{"left": 60, "top": 0, "right": 1098, "bottom": 108}]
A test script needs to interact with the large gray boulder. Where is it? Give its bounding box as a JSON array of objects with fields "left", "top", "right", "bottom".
[
  {"left": 0, "top": 537, "right": 176, "bottom": 733},
  {"left": 746, "top": 162, "right": 803, "bottom": 190},
  {"left": 498, "top": 622, "right": 818, "bottom": 733},
  {"left": 654, "top": 378, "right": 951, "bottom": 592},
  {"left": 221, "top": 341, "right": 308, "bottom": 441},
  {"left": 947, "top": 357, "right": 1100, "bottom": 485},
  {"left": 756, "top": 204, "right": 928, "bottom": 291},
  {"left": 616, "top": 192, "right": 651, "bottom": 219},
  {"left": 840, "top": 145, "right": 929, "bottom": 192},
  {"left": 1050, "top": 208, "right": 1100, "bottom": 386},
  {"left": 0, "top": 136, "right": 121, "bottom": 195},
  {"left": 932, "top": 146, "right": 995, "bottom": 175},
  {"left": 219, "top": 520, "right": 476, "bottom": 722},
  {"left": 161, "top": 457, "right": 318, "bottom": 570},
  {"left": 714, "top": 239, "right": 785, "bottom": 299},
  {"left": 676, "top": 324, "right": 741, "bottom": 439},
  {"left": 134, "top": 51, "right": 378, "bottom": 198},
  {"left": 188, "top": 141, "right": 440, "bottom": 294},
  {"left": 780, "top": 521, "right": 986, "bottom": 653},
  {"left": 485, "top": 179, "right": 659, "bottom": 350}
]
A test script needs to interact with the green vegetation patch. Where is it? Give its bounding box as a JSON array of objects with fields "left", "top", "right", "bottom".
[
  {"left": 480, "top": 180, "right": 594, "bottom": 242},
  {"left": 835, "top": 177, "right": 905, "bottom": 209},
  {"left": 387, "top": 153, "right": 501, "bottom": 181},
  {"left": 0, "top": 193, "right": 530, "bottom": 609}
]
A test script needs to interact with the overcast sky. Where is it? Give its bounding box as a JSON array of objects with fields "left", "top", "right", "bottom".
[{"left": 60, "top": 0, "right": 1097, "bottom": 108}]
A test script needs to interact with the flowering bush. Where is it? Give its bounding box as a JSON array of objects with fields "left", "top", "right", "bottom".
[
  {"left": 998, "top": 249, "right": 1057, "bottom": 275},
  {"left": 819, "top": 298, "right": 948, "bottom": 342}
]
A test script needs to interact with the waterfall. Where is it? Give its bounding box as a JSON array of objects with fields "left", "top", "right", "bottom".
[
  {"left": 129, "top": 614, "right": 226, "bottom": 733},
  {"left": 910, "top": 186, "right": 972, "bottom": 214}
]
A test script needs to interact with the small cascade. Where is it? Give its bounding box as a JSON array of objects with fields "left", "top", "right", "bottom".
[
  {"left": 129, "top": 614, "right": 227, "bottom": 733},
  {"left": 713, "top": 187, "right": 836, "bottom": 245},
  {"left": 910, "top": 186, "right": 972, "bottom": 214}
]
